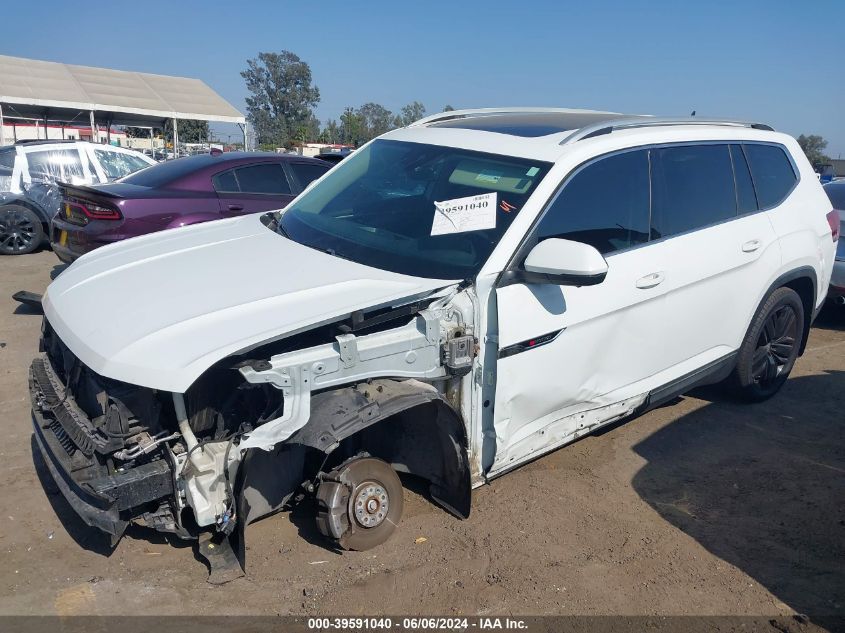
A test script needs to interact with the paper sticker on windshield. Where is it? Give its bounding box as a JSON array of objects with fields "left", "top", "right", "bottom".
[{"left": 431, "top": 192, "right": 497, "bottom": 236}]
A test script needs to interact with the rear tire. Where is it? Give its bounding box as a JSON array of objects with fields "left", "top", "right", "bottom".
[
  {"left": 316, "top": 456, "right": 403, "bottom": 551},
  {"left": 730, "top": 287, "right": 804, "bottom": 402},
  {"left": 0, "top": 205, "right": 44, "bottom": 255}
]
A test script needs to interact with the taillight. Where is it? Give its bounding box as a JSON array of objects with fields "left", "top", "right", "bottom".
[
  {"left": 827, "top": 210, "right": 840, "bottom": 242},
  {"left": 63, "top": 199, "right": 122, "bottom": 224}
]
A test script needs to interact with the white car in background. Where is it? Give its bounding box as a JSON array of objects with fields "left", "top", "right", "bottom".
[
  {"left": 29, "top": 109, "right": 837, "bottom": 572},
  {"left": 0, "top": 140, "right": 154, "bottom": 254}
]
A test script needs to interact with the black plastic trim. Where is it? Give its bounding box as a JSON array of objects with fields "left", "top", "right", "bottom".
[
  {"left": 498, "top": 329, "right": 564, "bottom": 359},
  {"left": 641, "top": 352, "right": 738, "bottom": 413},
  {"left": 497, "top": 268, "right": 607, "bottom": 289}
]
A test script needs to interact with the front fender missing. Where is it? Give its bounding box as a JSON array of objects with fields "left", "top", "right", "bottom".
[{"left": 289, "top": 379, "right": 472, "bottom": 519}]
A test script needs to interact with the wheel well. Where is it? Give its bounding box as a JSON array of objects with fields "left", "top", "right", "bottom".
[
  {"left": 289, "top": 379, "right": 472, "bottom": 519},
  {"left": 780, "top": 275, "right": 815, "bottom": 355},
  {"left": 333, "top": 400, "right": 471, "bottom": 518},
  {"left": 1, "top": 200, "right": 50, "bottom": 226}
]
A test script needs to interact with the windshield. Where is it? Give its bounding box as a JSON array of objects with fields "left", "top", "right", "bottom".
[{"left": 279, "top": 140, "right": 551, "bottom": 279}]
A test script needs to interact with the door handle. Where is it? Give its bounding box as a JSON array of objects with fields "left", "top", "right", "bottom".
[
  {"left": 635, "top": 271, "right": 664, "bottom": 289},
  {"left": 227, "top": 204, "right": 244, "bottom": 211},
  {"left": 742, "top": 239, "right": 761, "bottom": 252}
]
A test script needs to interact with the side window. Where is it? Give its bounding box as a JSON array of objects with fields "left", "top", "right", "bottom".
[
  {"left": 651, "top": 144, "right": 736, "bottom": 239},
  {"left": 288, "top": 162, "right": 330, "bottom": 190},
  {"left": 535, "top": 149, "right": 650, "bottom": 254},
  {"left": 25, "top": 149, "right": 86, "bottom": 183},
  {"left": 0, "top": 148, "right": 15, "bottom": 169},
  {"left": 212, "top": 169, "right": 239, "bottom": 192},
  {"left": 730, "top": 145, "right": 758, "bottom": 214},
  {"left": 744, "top": 144, "right": 797, "bottom": 209},
  {"left": 232, "top": 163, "right": 291, "bottom": 195}
]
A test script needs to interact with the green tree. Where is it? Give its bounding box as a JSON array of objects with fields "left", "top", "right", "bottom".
[
  {"left": 357, "top": 102, "right": 394, "bottom": 142},
  {"left": 797, "top": 134, "right": 831, "bottom": 167},
  {"left": 241, "top": 51, "right": 320, "bottom": 147},
  {"left": 398, "top": 101, "right": 426, "bottom": 126},
  {"left": 442, "top": 105, "right": 455, "bottom": 112},
  {"left": 339, "top": 107, "right": 364, "bottom": 146},
  {"left": 320, "top": 119, "right": 340, "bottom": 144}
]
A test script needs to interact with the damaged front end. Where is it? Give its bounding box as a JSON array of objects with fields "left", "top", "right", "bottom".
[
  {"left": 31, "top": 320, "right": 183, "bottom": 541},
  {"left": 30, "top": 288, "right": 477, "bottom": 565}
]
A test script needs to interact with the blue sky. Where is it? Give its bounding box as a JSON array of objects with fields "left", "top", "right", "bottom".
[{"left": 2, "top": 0, "right": 843, "bottom": 155}]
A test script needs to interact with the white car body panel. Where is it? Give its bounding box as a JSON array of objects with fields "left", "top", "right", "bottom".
[
  {"left": 34, "top": 110, "right": 839, "bottom": 532},
  {"left": 43, "top": 213, "right": 454, "bottom": 393}
]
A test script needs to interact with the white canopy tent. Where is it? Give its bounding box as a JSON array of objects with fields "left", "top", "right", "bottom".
[{"left": 0, "top": 54, "right": 246, "bottom": 150}]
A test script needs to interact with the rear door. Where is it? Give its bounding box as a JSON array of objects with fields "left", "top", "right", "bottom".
[
  {"left": 650, "top": 143, "right": 781, "bottom": 377},
  {"left": 285, "top": 160, "right": 331, "bottom": 193},
  {"left": 214, "top": 162, "right": 296, "bottom": 216}
]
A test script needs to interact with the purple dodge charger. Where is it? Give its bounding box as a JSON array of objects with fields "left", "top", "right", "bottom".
[{"left": 50, "top": 152, "right": 331, "bottom": 263}]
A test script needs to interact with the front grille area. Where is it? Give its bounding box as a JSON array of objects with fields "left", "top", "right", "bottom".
[{"left": 49, "top": 419, "right": 77, "bottom": 458}]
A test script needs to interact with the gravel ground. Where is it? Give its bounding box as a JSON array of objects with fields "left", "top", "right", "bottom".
[{"left": 1, "top": 249, "right": 843, "bottom": 626}]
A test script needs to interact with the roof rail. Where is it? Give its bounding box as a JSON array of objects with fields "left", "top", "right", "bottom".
[
  {"left": 14, "top": 139, "right": 78, "bottom": 146},
  {"left": 408, "top": 107, "right": 622, "bottom": 128},
  {"left": 561, "top": 117, "right": 774, "bottom": 145}
]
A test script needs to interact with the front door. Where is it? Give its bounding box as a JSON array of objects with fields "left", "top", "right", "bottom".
[{"left": 490, "top": 148, "right": 671, "bottom": 475}]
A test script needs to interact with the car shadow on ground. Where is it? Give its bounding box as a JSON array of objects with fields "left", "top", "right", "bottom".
[
  {"left": 631, "top": 371, "right": 845, "bottom": 625},
  {"left": 813, "top": 302, "right": 845, "bottom": 331}
]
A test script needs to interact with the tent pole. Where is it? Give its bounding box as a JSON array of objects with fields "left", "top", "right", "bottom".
[
  {"left": 150, "top": 127, "right": 154, "bottom": 155},
  {"left": 89, "top": 110, "right": 96, "bottom": 144},
  {"left": 0, "top": 103, "right": 5, "bottom": 147},
  {"left": 172, "top": 118, "right": 178, "bottom": 158}
]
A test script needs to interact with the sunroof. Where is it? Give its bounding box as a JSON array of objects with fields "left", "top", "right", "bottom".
[{"left": 429, "top": 112, "right": 630, "bottom": 137}]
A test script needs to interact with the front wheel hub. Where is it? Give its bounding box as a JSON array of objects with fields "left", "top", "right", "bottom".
[{"left": 353, "top": 482, "right": 389, "bottom": 528}]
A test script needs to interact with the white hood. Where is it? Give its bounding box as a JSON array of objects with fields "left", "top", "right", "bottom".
[{"left": 44, "top": 214, "right": 454, "bottom": 392}]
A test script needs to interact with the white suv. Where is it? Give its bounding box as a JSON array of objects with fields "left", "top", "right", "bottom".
[
  {"left": 0, "top": 140, "right": 154, "bottom": 254},
  {"left": 30, "top": 109, "right": 837, "bottom": 569}
]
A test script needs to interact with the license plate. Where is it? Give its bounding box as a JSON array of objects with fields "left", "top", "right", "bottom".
[{"left": 59, "top": 230, "right": 68, "bottom": 246}]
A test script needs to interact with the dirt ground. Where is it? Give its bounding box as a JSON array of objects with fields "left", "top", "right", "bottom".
[{"left": 1, "top": 249, "right": 843, "bottom": 622}]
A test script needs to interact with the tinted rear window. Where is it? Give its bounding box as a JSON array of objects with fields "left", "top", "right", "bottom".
[
  {"left": 744, "top": 144, "right": 797, "bottom": 209},
  {"left": 651, "top": 144, "right": 737, "bottom": 239},
  {"left": 212, "top": 169, "right": 239, "bottom": 192},
  {"left": 288, "top": 162, "right": 330, "bottom": 189},
  {"left": 233, "top": 163, "right": 291, "bottom": 194},
  {"left": 120, "top": 154, "right": 217, "bottom": 187},
  {"left": 536, "top": 149, "right": 650, "bottom": 254}
]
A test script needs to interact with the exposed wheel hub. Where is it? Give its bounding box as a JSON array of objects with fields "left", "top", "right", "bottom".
[{"left": 353, "top": 482, "right": 389, "bottom": 528}]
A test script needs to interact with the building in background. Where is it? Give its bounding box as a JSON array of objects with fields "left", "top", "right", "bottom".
[{"left": 1, "top": 121, "right": 128, "bottom": 146}]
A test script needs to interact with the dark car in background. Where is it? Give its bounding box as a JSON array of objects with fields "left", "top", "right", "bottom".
[
  {"left": 824, "top": 180, "right": 845, "bottom": 304},
  {"left": 50, "top": 151, "right": 330, "bottom": 263}
]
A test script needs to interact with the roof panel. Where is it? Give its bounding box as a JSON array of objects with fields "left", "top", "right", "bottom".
[
  {"left": 0, "top": 55, "right": 244, "bottom": 124},
  {"left": 429, "top": 111, "right": 635, "bottom": 137}
]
